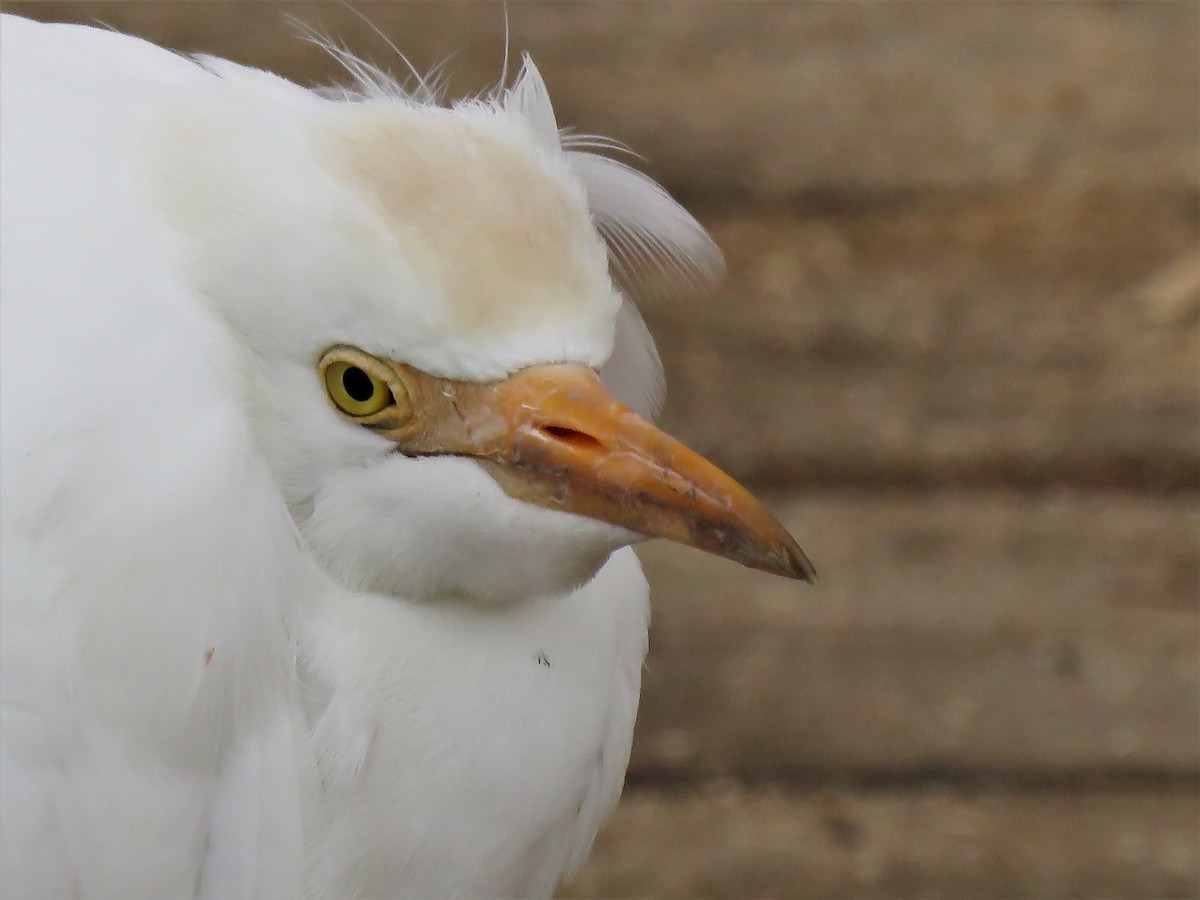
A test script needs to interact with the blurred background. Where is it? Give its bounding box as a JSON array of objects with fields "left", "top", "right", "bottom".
[{"left": 7, "top": 2, "right": 1197, "bottom": 897}]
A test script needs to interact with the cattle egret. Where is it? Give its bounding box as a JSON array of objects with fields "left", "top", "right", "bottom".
[{"left": 0, "top": 15, "right": 813, "bottom": 898}]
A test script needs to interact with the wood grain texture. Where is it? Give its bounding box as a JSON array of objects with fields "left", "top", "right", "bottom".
[
  {"left": 562, "top": 785, "right": 1200, "bottom": 899},
  {"left": 630, "top": 491, "right": 1199, "bottom": 778},
  {"left": 653, "top": 196, "right": 1199, "bottom": 487}
]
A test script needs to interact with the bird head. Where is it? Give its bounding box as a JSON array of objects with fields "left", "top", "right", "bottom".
[{"left": 157, "top": 54, "right": 813, "bottom": 605}]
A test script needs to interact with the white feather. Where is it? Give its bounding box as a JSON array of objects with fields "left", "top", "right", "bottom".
[
  {"left": 563, "top": 142, "right": 725, "bottom": 297},
  {"left": 599, "top": 298, "right": 668, "bottom": 420},
  {"left": 286, "top": 31, "right": 721, "bottom": 419},
  {"left": 0, "top": 14, "right": 702, "bottom": 898}
]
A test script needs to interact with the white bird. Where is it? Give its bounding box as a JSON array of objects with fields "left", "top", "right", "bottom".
[{"left": 0, "top": 15, "right": 813, "bottom": 899}]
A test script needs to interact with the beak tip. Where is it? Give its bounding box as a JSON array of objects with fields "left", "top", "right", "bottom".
[{"left": 780, "top": 537, "right": 818, "bottom": 585}]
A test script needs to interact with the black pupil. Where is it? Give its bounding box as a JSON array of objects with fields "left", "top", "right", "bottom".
[{"left": 342, "top": 366, "right": 377, "bottom": 403}]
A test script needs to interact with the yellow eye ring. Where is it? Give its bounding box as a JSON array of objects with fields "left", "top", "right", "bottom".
[{"left": 323, "top": 359, "right": 393, "bottom": 417}]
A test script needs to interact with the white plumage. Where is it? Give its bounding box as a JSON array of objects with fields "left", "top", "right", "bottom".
[{"left": 0, "top": 15, "right": 811, "bottom": 898}]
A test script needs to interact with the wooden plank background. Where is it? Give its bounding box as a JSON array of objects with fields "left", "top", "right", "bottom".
[{"left": 7, "top": 3, "right": 1197, "bottom": 897}]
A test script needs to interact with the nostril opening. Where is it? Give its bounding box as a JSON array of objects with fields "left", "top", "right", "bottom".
[{"left": 540, "top": 425, "right": 604, "bottom": 451}]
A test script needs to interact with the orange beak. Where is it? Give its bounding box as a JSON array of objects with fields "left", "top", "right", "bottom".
[{"left": 366, "top": 361, "right": 815, "bottom": 582}]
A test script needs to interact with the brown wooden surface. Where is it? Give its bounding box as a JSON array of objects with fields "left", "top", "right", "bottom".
[
  {"left": 5, "top": 3, "right": 1198, "bottom": 897},
  {"left": 631, "top": 492, "right": 1199, "bottom": 779},
  {"left": 663, "top": 200, "right": 1199, "bottom": 487},
  {"left": 562, "top": 785, "right": 1200, "bottom": 899}
]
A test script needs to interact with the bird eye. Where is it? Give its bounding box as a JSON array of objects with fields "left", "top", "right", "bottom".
[{"left": 323, "top": 359, "right": 393, "bottom": 417}]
